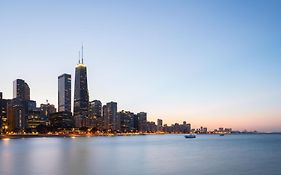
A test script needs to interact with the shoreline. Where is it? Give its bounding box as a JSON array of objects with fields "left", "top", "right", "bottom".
[{"left": 1, "top": 132, "right": 279, "bottom": 140}]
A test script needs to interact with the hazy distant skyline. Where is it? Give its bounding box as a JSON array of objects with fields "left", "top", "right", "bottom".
[{"left": 1, "top": 0, "right": 281, "bottom": 132}]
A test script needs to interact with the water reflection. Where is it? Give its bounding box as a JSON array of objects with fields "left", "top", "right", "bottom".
[{"left": 1, "top": 135, "right": 281, "bottom": 175}]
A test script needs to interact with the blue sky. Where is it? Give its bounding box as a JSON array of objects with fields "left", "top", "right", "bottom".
[{"left": 1, "top": 0, "right": 281, "bottom": 131}]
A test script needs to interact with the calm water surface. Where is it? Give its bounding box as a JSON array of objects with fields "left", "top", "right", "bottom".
[{"left": 1, "top": 134, "right": 281, "bottom": 175}]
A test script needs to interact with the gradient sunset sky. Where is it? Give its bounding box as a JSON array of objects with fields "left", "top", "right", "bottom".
[{"left": 1, "top": 0, "right": 281, "bottom": 132}]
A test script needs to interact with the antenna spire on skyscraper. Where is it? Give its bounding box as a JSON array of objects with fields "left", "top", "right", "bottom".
[
  {"left": 78, "top": 51, "right": 81, "bottom": 64},
  {"left": 81, "top": 43, "right": 84, "bottom": 64}
]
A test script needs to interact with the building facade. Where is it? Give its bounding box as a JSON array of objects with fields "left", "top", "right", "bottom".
[
  {"left": 7, "top": 98, "right": 27, "bottom": 132},
  {"left": 89, "top": 100, "right": 102, "bottom": 130},
  {"left": 103, "top": 102, "right": 119, "bottom": 132},
  {"left": 119, "top": 110, "right": 137, "bottom": 132},
  {"left": 157, "top": 119, "right": 163, "bottom": 132},
  {"left": 13, "top": 79, "right": 30, "bottom": 100},
  {"left": 0, "top": 93, "right": 10, "bottom": 133},
  {"left": 40, "top": 103, "right": 56, "bottom": 118},
  {"left": 137, "top": 112, "right": 147, "bottom": 132},
  {"left": 73, "top": 57, "right": 89, "bottom": 127},
  {"left": 49, "top": 111, "right": 74, "bottom": 129},
  {"left": 58, "top": 74, "right": 71, "bottom": 112}
]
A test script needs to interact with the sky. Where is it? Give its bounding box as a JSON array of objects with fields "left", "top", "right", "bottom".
[{"left": 1, "top": 0, "right": 281, "bottom": 132}]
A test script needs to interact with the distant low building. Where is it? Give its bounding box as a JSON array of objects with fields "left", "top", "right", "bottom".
[
  {"left": 162, "top": 121, "right": 191, "bottom": 133},
  {"left": 181, "top": 121, "right": 191, "bottom": 133}
]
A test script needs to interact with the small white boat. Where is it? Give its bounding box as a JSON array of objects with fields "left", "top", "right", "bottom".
[{"left": 185, "top": 134, "right": 196, "bottom": 139}]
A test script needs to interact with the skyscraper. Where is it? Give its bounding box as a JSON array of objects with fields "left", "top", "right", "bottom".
[
  {"left": 137, "top": 112, "right": 147, "bottom": 132},
  {"left": 103, "top": 102, "right": 119, "bottom": 131},
  {"left": 58, "top": 74, "right": 71, "bottom": 112},
  {"left": 73, "top": 45, "right": 89, "bottom": 127},
  {"left": 13, "top": 79, "right": 30, "bottom": 100}
]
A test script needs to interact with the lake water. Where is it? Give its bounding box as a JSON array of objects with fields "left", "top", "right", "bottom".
[{"left": 1, "top": 134, "right": 281, "bottom": 175}]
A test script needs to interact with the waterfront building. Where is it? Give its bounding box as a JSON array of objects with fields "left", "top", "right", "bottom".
[
  {"left": 137, "top": 112, "right": 147, "bottom": 132},
  {"left": 7, "top": 98, "right": 27, "bottom": 132},
  {"left": 73, "top": 46, "right": 89, "bottom": 127},
  {"left": 49, "top": 111, "right": 74, "bottom": 129},
  {"left": 224, "top": 128, "right": 232, "bottom": 133},
  {"left": 161, "top": 121, "right": 191, "bottom": 133},
  {"left": 27, "top": 108, "right": 49, "bottom": 130},
  {"left": 174, "top": 123, "right": 181, "bottom": 133},
  {"left": 181, "top": 121, "right": 191, "bottom": 133},
  {"left": 102, "top": 105, "right": 108, "bottom": 130},
  {"left": 103, "top": 102, "right": 119, "bottom": 132},
  {"left": 178, "top": 121, "right": 191, "bottom": 133},
  {"left": 58, "top": 74, "right": 71, "bottom": 112},
  {"left": 147, "top": 121, "right": 157, "bottom": 132},
  {"left": 89, "top": 100, "right": 102, "bottom": 130},
  {"left": 119, "top": 110, "right": 137, "bottom": 132},
  {"left": 198, "top": 126, "right": 208, "bottom": 134},
  {"left": 0, "top": 92, "right": 2, "bottom": 132},
  {"left": 0, "top": 93, "right": 10, "bottom": 133},
  {"left": 157, "top": 119, "right": 163, "bottom": 132},
  {"left": 133, "top": 114, "right": 139, "bottom": 131}
]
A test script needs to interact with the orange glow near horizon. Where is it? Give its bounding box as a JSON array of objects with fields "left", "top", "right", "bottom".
[{"left": 149, "top": 111, "right": 281, "bottom": 132}]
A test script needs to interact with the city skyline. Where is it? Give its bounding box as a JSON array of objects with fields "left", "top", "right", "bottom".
[
  {"left": 1, "top": 58, "right": 194, "bottom": 134},
  {"left": 1, "top": 1, "right": 281, "bottom": 132}
]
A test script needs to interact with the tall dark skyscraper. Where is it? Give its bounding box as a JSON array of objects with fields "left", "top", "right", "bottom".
[
  {"left": 13, "top": 79, "right": 30, "bottom": 100},
  {"left": 58, "top": 74, "right": 71, "bottom": 112},
  {"left": 73, "top": 46, "right": 89, "bottom": 125}
]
